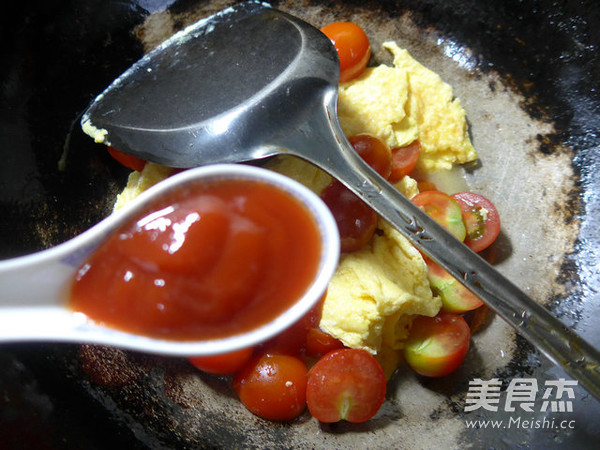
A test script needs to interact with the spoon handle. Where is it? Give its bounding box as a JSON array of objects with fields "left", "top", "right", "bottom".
[
  {"left": 0, "top": 221, "right": 109, "bottom": 341},
  {"left": 0, "top": 246, "right": 79, "bottom": 340},
  {"left": 282, "top": 91, "right": 600, "bottom": 400}
]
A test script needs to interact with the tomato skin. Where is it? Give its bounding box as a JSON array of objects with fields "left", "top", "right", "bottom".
[
  {"left": 389, "top": 141, "right": 421, "bottom": 182},
  {"left": 320, "top": 22, "right": 371, "bottom": 82},
  {"left": 188, "top": 347, "right": 254, "bottom": 375},
  {"left": 305, "top": 328, "right": 345, "bottom": 358},
  {"left": 426, "top": 260, "right": 483, "bottom": 314},
  {"left": 404, "top": 313, "right": 470, "bottom": 378},
  {"left": 464, "top": 304, "right": 490, "bottom": 334},
  {"left": 107, "top": 146, "right": 146, "bottom": 172},
  {"left": 260, "top": 311, "right": 314, "bottom": 356},
  {"left": 233, "top": 353, "right": 308, "bottom": 421},
  {"left": 416, "top": 179, "right": 438, "bottom": 192},
  {"left": 306, "top": 348, "right": 386, "bottom": 423},
  {"left": 260, "top": 293, "right": 325, "bottom": 356},
  {"left": 451, "top": 192, "right": 501, "bottom": 253},
  {"left": 349, "top": 134, "right": 392, "bottom": 179},
  {"left": 412, "top": 190, "right": 467, "bottom": 242},
  {"left": 320, "top": 181, "right": 377, "bottom": 252},
  {"left": 320, "top": 134, "right": 388, "bottom": 253}
]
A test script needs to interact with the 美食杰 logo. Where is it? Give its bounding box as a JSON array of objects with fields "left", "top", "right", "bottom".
[{"left": 463, "top": 378, "right": 578, "bottom": 430}]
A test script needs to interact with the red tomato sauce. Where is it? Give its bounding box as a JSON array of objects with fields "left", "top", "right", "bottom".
[{"left": 69, "top": 178, "right": 322, "bottom": 341}]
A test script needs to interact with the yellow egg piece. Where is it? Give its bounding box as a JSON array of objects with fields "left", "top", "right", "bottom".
[
  {"left": 113, "top": 163, "right": 173, "bottom": 210},
  {"left": 319, "top": 219, "right": 441, "bottom": 355},
  {"left": 383, "top": 41, "right": 477, "bottom": 171}
]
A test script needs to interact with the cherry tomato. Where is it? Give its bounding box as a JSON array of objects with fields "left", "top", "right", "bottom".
[
  {"left": 404, "top": 313, "right": 470, "bottom": 377},
  {"left": 260, "top": 313, "right": 314, "bottom": 356},
  {"left": 307, "top": 348, "right": 386, "bottom": 423},
  {"left": 188, "top": 347, "right": 254, "bottom": 375},
  {"left": 320, "top": 180, "right": 377, "bottom": 252},
  {"left": 107, "top": 146, "right": 146, "bottom": 172},
  {"left": 320, "top": 22, "right": 371, "bottom": 82},
  {"left": 412, "top": 190, "right": 467, "bottom": 242},
  {"left": 416, "top": 179, "right": 438, "bottom": 192},
  {"left": 305, "top": 328, "right": 345, "bottom": 358},
  {"left": 426, "top": 260, "right": 483, "bottom": 314},
  {"left": 451, "top": 192, "right": 501, "bottom": 253},
  {"left": 389, "top": 141, "right": 421, "bottom": 182},
  {"left": 464, "top": 304, "right": 490, "bottom": 334},
  {"left": 233, "top": 353, "right": 308, "bottom": 421},
  {"left": 348, "top": 134, "right": 392, "bottom": 179},
  {"left": 260, "top": 293, "right": 325, "bottom": 355}
]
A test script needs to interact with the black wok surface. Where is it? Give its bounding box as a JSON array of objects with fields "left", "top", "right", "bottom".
[{"left": 1, "top": 0, "right": 599, "bottom": 448}]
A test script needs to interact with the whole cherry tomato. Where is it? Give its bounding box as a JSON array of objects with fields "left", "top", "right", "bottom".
[
  {"left": 305, "top": 328, "right": 345, "bottom": 358},
  {"left": 188, "top": 347, "right": 254, "bottom": 375},
  {"left": 107, "top": 146, "right": 146, "bottom": 172},
  {"left": 320, "top": 181, "right": 377, "bottom": 252},
  {"left": 260, "top": 293, "right": 325, "bottom": 356},
  {"left": 348, "top": 134, "right": 392, "bottom": 179},
  {"left": 320, "top": 22, "right": 371, "bottom": 82},
  {"left": 233, "top": 353, "right": 308, "bottom": 421}
]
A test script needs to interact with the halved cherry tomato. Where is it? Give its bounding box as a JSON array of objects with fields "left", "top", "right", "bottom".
[
  {"left": 412, "top": 190, "right": 467, "bottom": 241},
  {"left": 464, "top": 304, "right": 490, "bottom": 334},
  {"left": 305, "top": 328, "right": 345, "bottom": 358},
  {"left": 233, "top": 353, "right": 308, "bottom": 421},
  {"left": 451, "top": 192, "right": 501, "bottom": 253},
  {"left": 416, "top": 179, "right": 438, "bottom": 192},
  {"left": 306, "top": 348, "right": 386, "bottom": 423},
  {"left": 389, "top": 141, "right": 421, "bottom": 182},
  {"left": 349, "top": 134, "right": 392, "bottom": 179},
  {"left": 320, "top": 22, "right": 371, "bottom": 82},
  {"left": 404, "top": 313, "right": 470, "bottom": 378},
  {"left": 107, "top": 146, "right": 146, "bottom": 172},
  {"left": 188, "top": 347, "right": 254, "bottom": 375},
  {"left": 426, "top": 260, "right": 483, "bottom": 313},
  {"left": 320, "top": 180, "right": 377, "bottom": 252}
]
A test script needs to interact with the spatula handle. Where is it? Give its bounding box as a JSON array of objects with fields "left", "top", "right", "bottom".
[{"left": 282, "top": 90, "right": 600, "bottom": 401}]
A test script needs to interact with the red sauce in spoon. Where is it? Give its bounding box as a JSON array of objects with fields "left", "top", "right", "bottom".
[{"left": 69, "top": 178, "right": 322, "bottom": 341}]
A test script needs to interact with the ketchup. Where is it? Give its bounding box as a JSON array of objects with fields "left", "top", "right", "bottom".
[{"left": 69, "top": 178, "right": 322, "bottom": 341}]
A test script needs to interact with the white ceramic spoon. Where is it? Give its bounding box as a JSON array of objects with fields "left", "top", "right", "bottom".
[{"left": 0, "top": 164, "right": 340, "bottom": 356}]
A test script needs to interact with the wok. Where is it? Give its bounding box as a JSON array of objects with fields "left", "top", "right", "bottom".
[{"left": 1, "top": 0, "right": 599, "bottom": 448}]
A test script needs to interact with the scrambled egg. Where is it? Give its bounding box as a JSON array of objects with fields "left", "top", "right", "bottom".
[
  {"left": 113, "top": 163, "right": 173, "bottom": 210},
  {"left": 339, "top": 42, "right": 476, "bottom": 171},
  {"left": 110, "top": 42, "right": 476, "bottom": 378}
]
